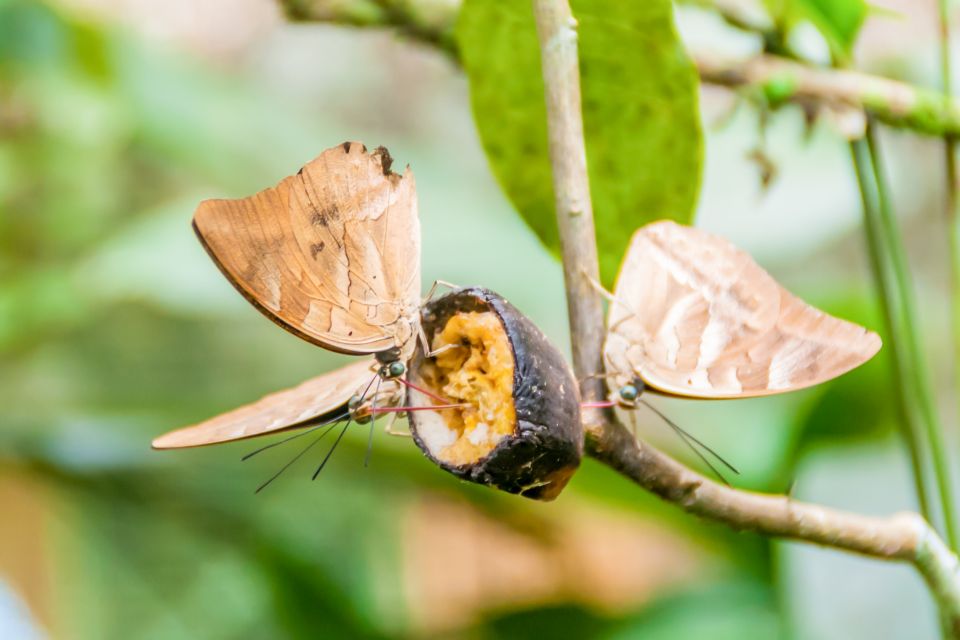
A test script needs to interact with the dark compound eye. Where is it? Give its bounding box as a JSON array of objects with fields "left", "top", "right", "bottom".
[
  {"left": 619, "top": 384, "right": 639, "bottom": 402},
  {"left": 387, "top": 361, "right": 406, "bottom": 378}
]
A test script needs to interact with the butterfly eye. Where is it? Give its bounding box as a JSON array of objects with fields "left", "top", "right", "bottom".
[
  {"left": 386, "top": 361, "right": 406, "bottom": 378},
  {"left": 619, "top": 384, "right": 639, "bottom": 402}
]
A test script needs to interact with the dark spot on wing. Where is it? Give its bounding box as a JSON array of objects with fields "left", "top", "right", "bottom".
[
  {"left": 310, "top": 203, "right": 339, "bottom": 227},
  {"left": 341, "top": 141, "right": 368, "bottom": 154},
  {"left": 373, "top": 146, "right": 394, "bottom": 175},
  {"left": 310, "top": 242, "right": 325, "bottom": 259}
]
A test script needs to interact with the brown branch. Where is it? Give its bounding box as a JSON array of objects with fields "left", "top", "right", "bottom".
[
  {"left": 697, "top": 52, "right": 960, "bottom": 137},
  {"left": 530, "top": 0, "right": 605, "bottom": 410},
  {"left": 282, "top": 0, "right": 458, "bottom": 56},
  {"left": 587, "top": 421, "right": 960, "bottom": 633}
]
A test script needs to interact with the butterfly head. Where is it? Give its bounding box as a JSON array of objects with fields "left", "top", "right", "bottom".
[
  {"left": 375, "top": 346, "right": 402, "bottom": 365},
  {"left": 615, "top": 377, "right": 646, "bottom": 408},
  {"left": 375, "top": 345, "right": 410, "bottom": 380},
  {"left": 382, "top": 360, "right": 406, "bottom": 379}
]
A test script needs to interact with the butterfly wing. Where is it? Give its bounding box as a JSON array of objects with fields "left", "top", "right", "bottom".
[
  {"left": 603, "top": 221, "right": 881, "bottom": 399},
  {"left": 194, "top": 142, "right": 421, "bottom": 357},
  {"left": 152, "top": 359, "right": 383, "bottom": 449}
]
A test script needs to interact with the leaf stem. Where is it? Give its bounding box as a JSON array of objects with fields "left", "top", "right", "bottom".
[
  {"left": 864, "top": 122, "right": 959, "bottom": 551},
  {"left": 939, "top": 0, "right": 960, "bottom": 527},
  {"left": 849, "top": 136, "right": 932, "bottom": 522}
]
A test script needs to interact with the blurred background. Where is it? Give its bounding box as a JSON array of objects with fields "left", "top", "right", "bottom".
[{"left": 0, "top": 0, "right": 955, "bottom": 637}]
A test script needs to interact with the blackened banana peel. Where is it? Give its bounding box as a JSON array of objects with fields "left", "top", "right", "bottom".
[{"left": 407, "top": 287, "right": 583, "bottom": 500}]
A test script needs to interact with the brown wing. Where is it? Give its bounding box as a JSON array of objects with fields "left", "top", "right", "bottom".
[
  {"left": 152, "top": 359, "right": 382, "bottom": 449},
  {"left": 603, "top": 221, "right": 881, "bottom": 399},
  {"left": 194, "top": 142, "right": 421, "bottom": 358}
]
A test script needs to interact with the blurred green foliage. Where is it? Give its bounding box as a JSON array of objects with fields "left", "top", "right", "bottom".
[
  {"left": 0, "top": 0, "right": 923, "bottom": 638},
  {"left": 764, "top": 0, "right": 868, "bottom": 60}
]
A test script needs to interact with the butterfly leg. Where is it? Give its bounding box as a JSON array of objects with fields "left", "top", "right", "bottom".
[
  {"left": 417, "top": 323, "right": 432, "bottom": 356},
  {"left": 581, "top": 269, "right": 617, "bottom": 303},
  {"left": 384, "top": 412, "right": 412, "bottom": 438},
  {"left": 581, "top": 269, "right": 644, "bottom": 324},
  {"left": 422, "top": 279, "right": 460, "bottom": 304},
  {"left": 425, "top": 343, "right": 461, "bottom": 358},
  {"left": 579, "top": 371, "right": 621, "bottom": 383},
  {"left": 417, "top": 323, "right": 462, "bottom": 359},
  {"left": 364, "top": 376, "right": 384, "bottom": 467},
  {"left": 577, "top": 371, "right": 628, "bottom": 406}
]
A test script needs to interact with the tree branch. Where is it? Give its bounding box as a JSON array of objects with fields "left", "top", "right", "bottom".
[
  {"left": 282, "top": 0, "right": 960, "bottom": 138},
  {"left": 530, "top": 0, "right": 605, "bottom": 410},
  {"left": 282, "top": 0, "right": 458, "bottom": 56},
  {"left": 587, "top": 420, "right": 960, "bottom": 633},
  {"left": 696, "top": 53, "right": 960, "bottom": 137}
]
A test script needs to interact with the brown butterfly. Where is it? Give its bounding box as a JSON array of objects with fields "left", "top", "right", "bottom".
[
  {"left": 194, "top": 140, "right": 422, "bottom": 364},
  {"left": 152, "top": 358, "right": 394, "bottom": 450},
  {"left": 602, "top": 220, "right": 881, "bottom": 402},
  {"left": 594, "top": 220, "right": 881, "bottom": 481},
  {"left": 152, "top": 142, "right": 456, "bottom": 487}
]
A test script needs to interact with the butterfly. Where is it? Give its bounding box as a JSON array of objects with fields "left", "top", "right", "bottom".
[
  {"left": 152, "top": 142, "right": 456, "bottom": 488},
  {"left": 152, "top": 358, "right": 393, "bottom": 450},
  {"left": 595, "top": 220, "right": 882, "bottom": 480},
  {"left": 191, "top": 141, "right": 422, "bottom": 366},
  {"left": 602, "top": 220, "right": 881, "bottom": 401}
]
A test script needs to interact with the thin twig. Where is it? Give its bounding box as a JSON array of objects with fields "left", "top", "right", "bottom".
[
  {"left": 849, "top": 136, "right": 932, "bottom": 521},
  {"left": 939, "top": 0, "right": 958, "bottom": 210},
  {"left": 529, "top": 0, "right": 605, "bottom": 412},
  {"left": 695, "top": 53, "right": 960, "bottom": 137},
  {"left": 939, "top": 0, "right": 960, "bottom": 513},
  {"left": 282, "top": 0, "right": 459, "bottom": 55},
  {"left": 585, "top": 420, "right": 960, "bottom": 635},
  {"left": 865, "top": 123, "right": 959, "bottom": 551}
]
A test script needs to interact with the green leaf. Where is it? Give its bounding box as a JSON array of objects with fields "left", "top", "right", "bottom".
[
  {"left": 457, "top": 0, "right": 703, "bottom": 286},
  {"left": 801, "top": 0, "right": 868, "bottom": 59},
  {"left": 765, "top": 0, "right": 868, "bottom": 61}
]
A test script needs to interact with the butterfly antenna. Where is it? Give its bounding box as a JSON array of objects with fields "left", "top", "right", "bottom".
[
  {"left": 254, "top": 420, "right": 341, "bottom": 493},
  {"left": 313, "top": 419, "right": 352, "bottom": 480},
  {"left": 639, "top": 399, "right": 740, "bottom": 485},
  {"left": 364, "top": 376, "right": 383, "bottom": 468},
  {"left": 242, "top": 411, "right": 350, "bottom": 461}
]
